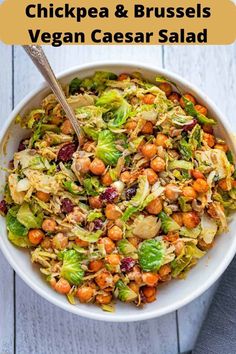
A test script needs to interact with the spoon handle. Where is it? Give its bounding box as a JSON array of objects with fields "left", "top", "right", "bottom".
[{"left": 23, "top": 45, "right": 81, "bottom": 140}]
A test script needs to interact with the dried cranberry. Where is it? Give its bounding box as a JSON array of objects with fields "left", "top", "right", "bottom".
[
  {"left": 183, "top": 119, "right": 198, "bottom": 132},
  {"left": 126, "top": 185, "right": 138, "bottom": 201},
  {"left": 61, "top": 198, "right": 74, "bottom": 213},
  {"left": 0, "top": 200, "right": 8, "bottom": 215},
  {"left": 99, "top": 187, "right": 118, "bottom": 203},
  {"left": 57, "top": 143, "right": 77, "bottom": 162},
  {"left": 18, "top": 139, "right": 27, "bottom": 152},
  {"left": 120, "top": 257, "right": 136, "bottom": 273},
  {"left": 93, "top": 219, "right": 103, "bottom": 230}
]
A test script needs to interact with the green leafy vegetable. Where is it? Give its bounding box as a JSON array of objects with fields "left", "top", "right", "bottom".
[
  {"left": 158, "top": 211, "right": 181, "bottom": 234},
  {"left": 138, "top": 239, "right": 165, "bottom": 271},
  {"left": 87, "top": 211, "right": 103, "bottom": 222},
  {"left": 63, "top": 181, "right": 81, "bottom": 195},
  {"left": 115, "top": 280, "right": 138, "bottom": 302},
  {"left": 156, "top": 76, "right": 180, "bottom": 92},
  {"left": 96, "top": 130, "right": 121, "bottom": 166},
  {"left": 73, "top": 226, "right": 103, "bottom": 243},
  {"left": 117, "top": 239, "right": 137, "bottom": 255},
  {"left": 17, "top": 203, "right": 43, "bottom": 229},
  {"left": 81, "top": 71, "right": 117, "bottom": 91},
  {"left": 183, "top": 97, "right": 216, "bottom": 125},
  {"left": 6, "top": 207, "right": 28, "bottom": 237},
  {"left": 8, "top": 231, "right": 31, "bottom": 248},
  {"left": 168, "top": 160, "right": 194, "bottom": 170},
  {"left": 60, "top": 250, "right": 84, "bottom": 285},
  {"left": 179, "top": 139, "right": 193, "bottom": 161},
  {"left": 178, "top": 196, "right": 192, "bottom": 212},
  {"left": 83, "top": 177, "right": 103, "bottom": 196},
  {"left": 180, "top": 225, "right": 201, "bottom": 238},
  {"left": 226, "top": 150, "right": 234, "bottom": 164},
  {"left": 82, "top": 126, "right": 99, "bottom": 141},
  {"left": 69, "top": 78, "right": 82, "bottom": 95},
  {"left": 190, "top": 124, "right": 202, "bottom": 150}
]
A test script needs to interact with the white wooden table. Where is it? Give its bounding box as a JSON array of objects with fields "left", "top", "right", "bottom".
[{"left": 0, "top": 43, "right": 235, "bottom": 354}]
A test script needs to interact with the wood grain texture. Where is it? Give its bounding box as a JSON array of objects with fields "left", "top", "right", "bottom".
[{"left": 0, "top": 44, "right": 14, "bottom": 354}]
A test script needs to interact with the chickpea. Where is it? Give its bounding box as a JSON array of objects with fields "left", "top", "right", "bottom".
[
  {"left": 142, "top": 94, "right": 155, "bottom": 105},
  {"left": 105, "top": 204, "right": 122, "bottom": 220},
  {"left": 182, "top": 186, "right": 197, "bottom": 200},
  {"left": 75, "top": 238, "right": 89, "bottom": 248},
  {"left": 89, "top": 196, "right": 102, "bottom": 209},
  {"left": 77, "top": 286, "right": 95, "bottom": 303},
  {"left": 143, "top": 168, "right": 158, "bottom": 185},
  {"left": 214, "top": 144, "right": 228, "bottom": 153},
  {"left": 182, "top": 211, "right": 200, "bottom": 229},
  {"left": 164, "top": 231, "right": 179, "bottom": 243},
  {"left": 207, "top": 203, "right": 224, "bottom": 219},
  {"left": 54, "top": 278, "right": 71, "bottom": 294},
  {"left": 146, "top": 295, "right": 157, "bottom": 303},
  {"left": 198, "top": 239, "right": 213, "bottom": 251},
  {"left": 203, "top": 133, "right": 215, "bottom": 148},
  {"left": 129, "top": 282, "right": 139, "bottom": 294},
  {"left": 172, "top": 212, "right": 183, "bottom": 227},
  {"left": 52, "top": 233, "right": 68, "bottom": 250},
  {"left": 202, "top": 124, "right": 213, "bottom": 134},
  {"left": 141, "top": 121, "right": 154, "bottom": 134},
  {"left": 95, "top": 270, "right": 113, "bottom": 289},
  {"left": 106, "top": 254, "right": 120, "bottom": 266},
  {"left": 89, "top": 260, "right": 104, "bottom": 272},
  {"left": 101, "top": 172, "right": 113, "bottom": 186},
  {"left": 195, "top": 105, "right": 208, "bottom": 116},
  {"left": 50, "top": 277, "right": 57, "bottom": 289},
  {"left": 193, "top": 179, "right": 209, "bottom": 193},
  {"left": 36, "top": 191, "right": 50, "bottom": 202},
  {"left": 60, "top": 119, "right": 74, "bottom": 135},
  {"left": 28, "top": 229, "right": 44, "bottom": 245},
  {"left": 128, "top": 236, "right": 140, "bottom": 248},
  {"left": 142, "top": 286, "right": 156, "bottom": 299},
  {"left": 120, "top": 171, "right": 131, "bottom": 183},
  {"left": 90, "top": 158, "right": 106, "bottom": 176},
  {"left": 155, "top": 133, "right": 168, "bottom": 147},
  {"left": 159, "top": 83, "right": 172, "bottom": 97},
  {"left": 168, "top": 92, "right": 181, "bottom": 103},
  {"left": 180, "top": 93, "right": 196, "bottom": 109},
  {"left": 42, "top": 219, "right": 57, "bottom": 233},
  {"left": 175, "top": 240, "right": 184, "bottom": 256},
  {"left": 41, "top": 237, "right": 51, "bottom": 249},
  {"left": 159, "top": 264, "right": 171, "bottom": 278},
  {"left": 107, "top": 225, "right": 123, "bottom": 241},
  {"left": 74, "top": 157, "right": 91, "bottom": 174},
  {"left": 150, "top": 157, "right": 165, "bottom": 172},
  {"left": 96, "top": 293, "right": 112, "bottom": 305},
  {"left": 218, "top": 178, "right": 231, "bottom": 191},
  {"left": 142, "top": 272, "right": 159, "bottom": 286},
  {"left": 68, "top": 207, "right": 84, "bottom": 224},
  {"left": 165, "top": 184, "right": 180, "bottom": 201},
  {"left": 118, "top": 73, "right": 129, "bottom": 81},
  {"left": 125, "top": 121, "right": 137, "bottom": 131},
  {"left": 98, "top": 237, "right": 115, "bottom": 254},
  {"left": 141, "top": 144, "right": 157, "bottom": 159},
  {"left": 191, "top": 169, "right": 206, "bottom": 180},
  {"left": 145, "top": 198, "right": 162, "bottom": 215}
]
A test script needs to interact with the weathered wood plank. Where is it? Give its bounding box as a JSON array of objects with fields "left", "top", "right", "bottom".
[
  {"left": 0, "top": 44, "right": 14, "bottom": 354},
  {"left": 164, "top": 44, "right": 236, "bottom": 352}
]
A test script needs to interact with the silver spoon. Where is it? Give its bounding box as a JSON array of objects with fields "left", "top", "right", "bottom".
[{"left": 23, "top": 45, "right": 81, "bottom": 141}]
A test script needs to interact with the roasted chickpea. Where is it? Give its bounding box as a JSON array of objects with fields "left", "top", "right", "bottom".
[
  {"left": 101, "top": 172, "right": 113, "bottom": 186},
  {"left": 150, "top": 157, "right": 165, "bottom": 172},
  {"left": 159, "top": 264, "right": 171, "bottom": 278},
  {"left": 218, "top": 178, "right": 231, "bottom": 191},
  {"left": 52, "top": 233, "right": 68, "bottom": 250},
  {"left": 129, "top": 282, "right": 139, "bottom": 294},
  {"left": 36, "top": 191, "right": 50, "bottom": 202},
  {"left": 182, "top": 186, "right": 197, "bottom": 200},
  {"left": 28, "top": 229, "right": 44, "bottom": 245},
  {"left": 108, "top": 225, "right": 123, "bottom": 241},
  {"left": 203, "top": 133, "right": 215, "bottom": 148},
  {"left": 60, "top": 119, "right": 74, "bottom": 135},
  {"left": 202, "top": 124, "right": 213, "bottom": 134},
  {"left": 125, "top": 121, "right": 137, "bottom": 131},
  {"left": 77, "top": 286, "right": 95, "bottom": 303},
  {"left": 207, "top": 203, "right": 224, "bottom": 219},
  {"left": 54, "top": 278, "right": 71, "bottom": 294},
  {"left": 145, "top": 198, "right": 162, "bottom": 215},
  {"left": 168, "top": 92, "right": 181, "bottom": 103},
  {"left": 89, "top": 196, "right": 102, "bottom": 209},
  {"left": 143, "top": 168, "right": 158, "bottom": 185},
  {"left": 198, "top": 239, "right": 213, "bottom": 251},
  {"left": 42, "top": 219, "right": 57, "bottom": 233},
  {"left": 172, "top": 212, "right": 183, "bottom": 227},
  {"left": 120, "top": 171, "right": 131, "bottom": 183},
  {"left": 193, "top": 179, "right": 209, "bottom": 193},
  {"left": 75, "top": 238, "right": 89, "bottom": 248},
  {"left": 159, "top": 83, "right": 172, "bottom": 97},
  {"left": 128, "top": 236, "right": 140, "bottom": 248},
  {"left": 214, "top": 144, "right": 228, "bottom": 153},
  {"left": 98, "top": 237, "right": 115, "bottom": 254},
  {"left": 155, "top": 133, "right": 169, "bottom": 147},
  {"left": 96, "top": 293, "right": 113, "bottom": 305},
  {"left": 142, "top": 272, "right": 159, "bottom": 286},
  {"left": 105, "top": 204, "right": 122, "bottom": 220},
  {"left": 141, "top": 121, "right": 154, "bottom": 134},
  {"left": 142, "top": 286, "right": 156, "bottom": 299},
  {"left": 182, "top": 211, "right": 200, "bottom": 229},
  {"left": 74, "top": 157, "right": 91, "bottom": 174},
  {"left": 165, "top": 184, "right": 180, "bottom": 201},
  {"left": 89, "top": 260, "right": 104, "bottom": 272},
  {"left": 195, "top": 105, "right": 208, "bottom": 116},
  {"left": 142, "top": 94, "right": 155, "bottom": 105},
  {"left": 146, "top": 295, "right": 157, "bottom": 303},
  {"left": 118, "top": 73, "right": 129, "bottom": 81},
  {"left": 51, "top": 115, "right": 63, "bottom": 126},
  {"left": 191, "top": 169, "right": 206, "bottom": 180},
  {"left": 175, "top": 240, "right": 184, "bottom": 256},
  {"left": 95, "top": 270, "right": 113, "bottom": 289},
  {"left": 106, "top": 254, "right": 120, "bottom": 266},
  {"left": 141, "top": 144, "right": 157, "bottom": 159},
  {"left": 41, "top": 237, "right": 51, "bottom": 249},
  {"left": 163, "top": 231, "right": 179, "bottom": 243},
  {"left": 180, "top": 93, "right": 196, "bottom": 108},
  {"left": 90, "top": 158, "right": 106, "bottom": 176}
]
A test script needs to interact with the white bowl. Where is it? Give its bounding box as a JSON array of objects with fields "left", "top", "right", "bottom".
[{"left": 1, "top": 62, "right": 236, "bottom": 322}]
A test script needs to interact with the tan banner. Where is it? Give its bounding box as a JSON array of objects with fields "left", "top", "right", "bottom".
[{"left": 0, "top": 0, "right": 235, "bottom": 45}]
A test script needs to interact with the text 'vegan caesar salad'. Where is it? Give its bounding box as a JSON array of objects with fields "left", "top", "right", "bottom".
[{"left": 1, "top": 71, "right": 236, "bottom": 311}]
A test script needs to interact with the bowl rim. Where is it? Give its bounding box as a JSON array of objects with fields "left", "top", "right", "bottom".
[{"left": 1, "top": 60, "right": 236, "bottom": 322}]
